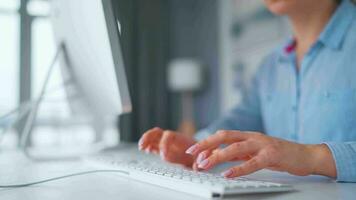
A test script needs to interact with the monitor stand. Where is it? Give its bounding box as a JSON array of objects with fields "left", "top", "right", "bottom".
[{"left": 18, "top": 42, "right": 114, "bottom": 161}]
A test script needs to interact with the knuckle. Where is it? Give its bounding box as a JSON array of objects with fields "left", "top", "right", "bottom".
[
  {"left": 230, "top": 142, "right": 242, "bottom": 150},
  {"left": 145, "top": 129, "right": 155, "bottom": 136},
  {"left": 141, "top": 132, "right": 148, "bottom": 138},
  {"left": 235, "top": 166, "right": 245, "bottom": 175},
  {"left": 217, "top": 130, "right": 227, "bottom": 137},
  {"left": 199, "top": 140, "right": 208, "bottom": 147},
  {"left": 169, "top": 130, "right": 178, "bottom": 137},
  {"left": 233, "top": 142, "right": 242, "bottom": 148},
  {"left": 204, "top": 138, "right": 214, "bottom": 145},
  {"left": 196, "top": 142, "right": 203, "bottom": 148},
  {"left": 153, "top": 127, "right": 162, "bottom": 131},
  {"left": 215, "top": 151, "right": 226, "bottom": 162},
  {"left": 215, "top": 149, "right": 230, "bottom": 162},
  {"left": 162, "top": 131, "right": 174, "bottom": 139},
  {"left": 140, "top": 134, "right": 150, "bottom": 143},
  {"left": 211, "top": 153, "right": 220, "bottom": 163},
  {"left": 252, "top": 132, "right": 263, "bottom": 138},
  {"left": 216, "top": 130, "right": 224, "bottom": 136},
  {"left": 212, "top": 148, "right": 220, "bottom": 155},
  {"left": 163, "top": 130, "right": 172, "bottom": 135}
]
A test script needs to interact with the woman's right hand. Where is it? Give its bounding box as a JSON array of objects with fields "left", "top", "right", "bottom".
[{"left": 138, "top": 127, "right": 199, "bottom": 168}]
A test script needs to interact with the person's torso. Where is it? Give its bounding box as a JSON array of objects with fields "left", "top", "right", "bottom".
[{"left": 258, "top": 0, "right": 356, "bottom": 143}]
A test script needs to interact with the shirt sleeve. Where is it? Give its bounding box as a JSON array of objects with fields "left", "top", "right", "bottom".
[
  {"left": 195, "top": 68, "right": 264, "bottom": 141},
  {"left": 324, "top": 142, "right": 356, "bottom": 182}
]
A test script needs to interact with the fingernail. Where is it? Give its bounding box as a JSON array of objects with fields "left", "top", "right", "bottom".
[
  {"left": 138, "top": 143, "right": 143, "bottom": 150},
  {"left": 197, "top": 152, "right": 206, "bottom": 164},
  {"left": 222, "top": 169, "right": 234, "bottom": 178},
  {"left": 138, "top": 139, "right": 144, "bottom": 146},
  {"left": 198, "top": 159, "right": 210, "bottom": 169},
  {"left": 186, "top": 144, "right": 199, "bottom": 155},
  {"left": 160, "top": 151, "right": 166, "bottom": 159}
]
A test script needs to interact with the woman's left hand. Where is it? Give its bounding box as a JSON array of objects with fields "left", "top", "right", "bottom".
[{"left": 185, "top": 130, "right": 337, "bottom": 178}]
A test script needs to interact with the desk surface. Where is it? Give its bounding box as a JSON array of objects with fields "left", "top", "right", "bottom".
[{"left": 0, "top": 149, "right": 355, "bottom": 200}]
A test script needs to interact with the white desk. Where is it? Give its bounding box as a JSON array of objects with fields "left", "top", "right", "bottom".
[{"left": 0, "top": 149, "right": 355, "bottom": 200}]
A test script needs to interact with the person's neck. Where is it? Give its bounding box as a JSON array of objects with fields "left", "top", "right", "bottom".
[{"left": 288, "top": 1, "right": 338, "bottom": 68}]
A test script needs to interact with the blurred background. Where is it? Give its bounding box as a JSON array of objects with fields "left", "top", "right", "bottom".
[{"left": 0, "top": 0, "right": 290, "bottom": 149}]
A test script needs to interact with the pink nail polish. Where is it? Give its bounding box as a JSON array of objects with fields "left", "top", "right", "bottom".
[
  {"left": 138, "top": 139, "right": 143, "bottom": 145},
  {"left": 222, "top": 169, "right": 234, "bottom": 178},
  {"left": 160, "top": 151, "right": 166, "bottom": 159},
  {"left": 197, "top": 153, "right": 206, "bottom": 164},
  {"left": 198, "top": 159, "right": 210, "bottom": 169},
  {"left": 186, "top": 144, "right": 199, "bottom": 155}
]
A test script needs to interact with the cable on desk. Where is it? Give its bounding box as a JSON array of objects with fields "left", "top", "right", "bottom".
[{"left": 0, "top": 170, "right": 129, "bottom": 188}]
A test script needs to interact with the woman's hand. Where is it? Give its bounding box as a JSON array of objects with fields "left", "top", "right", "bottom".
[
  {"left": 138, "top": 127, "right": 198, "bottom": 168},
  {"left": 185, "top": 130, "right": 337, "bottom": 178}
]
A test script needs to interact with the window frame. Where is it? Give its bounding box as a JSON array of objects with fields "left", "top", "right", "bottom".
[{"left": 1, "top": 0, "right": 52, "bottom": 142}]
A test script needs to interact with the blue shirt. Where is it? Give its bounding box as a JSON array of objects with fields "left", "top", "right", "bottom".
[{"left": 197, "top": 0, "right": 356, "bottom": 182}]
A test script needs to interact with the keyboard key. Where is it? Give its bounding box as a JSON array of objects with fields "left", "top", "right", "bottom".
[{"left": 85, "top": 154, "right": 294, "bottom": 198}]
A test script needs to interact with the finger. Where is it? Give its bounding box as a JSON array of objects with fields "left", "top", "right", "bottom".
[
  {"left": 186, "top": 130, "right": 248, "bottom": 156},
  {"left": 192, "top": 162, "right": 199, "bottom": 171},
  {"left": 196, "top": 150, "right": 213, "bottom": 164},
  {"left": 145, "top": 146, "right": 152, "bottom": 154},
  {"left": 193, "top": 150, "right": 213, "bottom": 170},
  {"left": 222, "top": 156, "right": 267, "bottom": 178},
  {"left": 230, "top": 155, "right": 252, "bottom": 161},
  {"left": 146, "top": 144, "right": 159, "bottom": 154},
  {"left": 156, "top": 131, "right": 196, "bottom": 166},
  {"left": 159, "top": 130, "right": 176, "bottom": 158},
  {"left": 198, "top": 141, "right": 257, "bottom": 170},
  {"left": 151, "top": 147, "right": 159, "bottom": 154},
  {"left": 164, "top": 149, "right": 194, "bottom": 167},
  {"left": 138, "top": 127, "right": 163, "bottom": 150}
]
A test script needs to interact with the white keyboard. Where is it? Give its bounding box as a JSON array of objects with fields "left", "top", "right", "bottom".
[{"left": 84, "top": 152, "right": 293, "bottom": 199}]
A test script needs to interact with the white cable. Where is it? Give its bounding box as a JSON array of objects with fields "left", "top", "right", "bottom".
[{"left": 0, "top": 170, "right": 128, "bottom": 188}]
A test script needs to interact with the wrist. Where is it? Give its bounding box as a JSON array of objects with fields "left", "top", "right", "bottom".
[{"left": 307, "top": 144, "right": 337, "bottom": 178}]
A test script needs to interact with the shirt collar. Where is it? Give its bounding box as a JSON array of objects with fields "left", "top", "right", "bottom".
[
  {"left": 279, "top": 0, "right": 355, "bottom": 60},
  {"left": 319, "top": 0, "right": 356, "bottom": 50},
  {"left": 278, "top": 38, "right": 296, "bottom": 63}
]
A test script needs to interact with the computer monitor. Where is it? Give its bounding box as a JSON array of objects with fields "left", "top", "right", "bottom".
[{"left": 50, "top": 0, "right": 132, "bottom": 118}]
